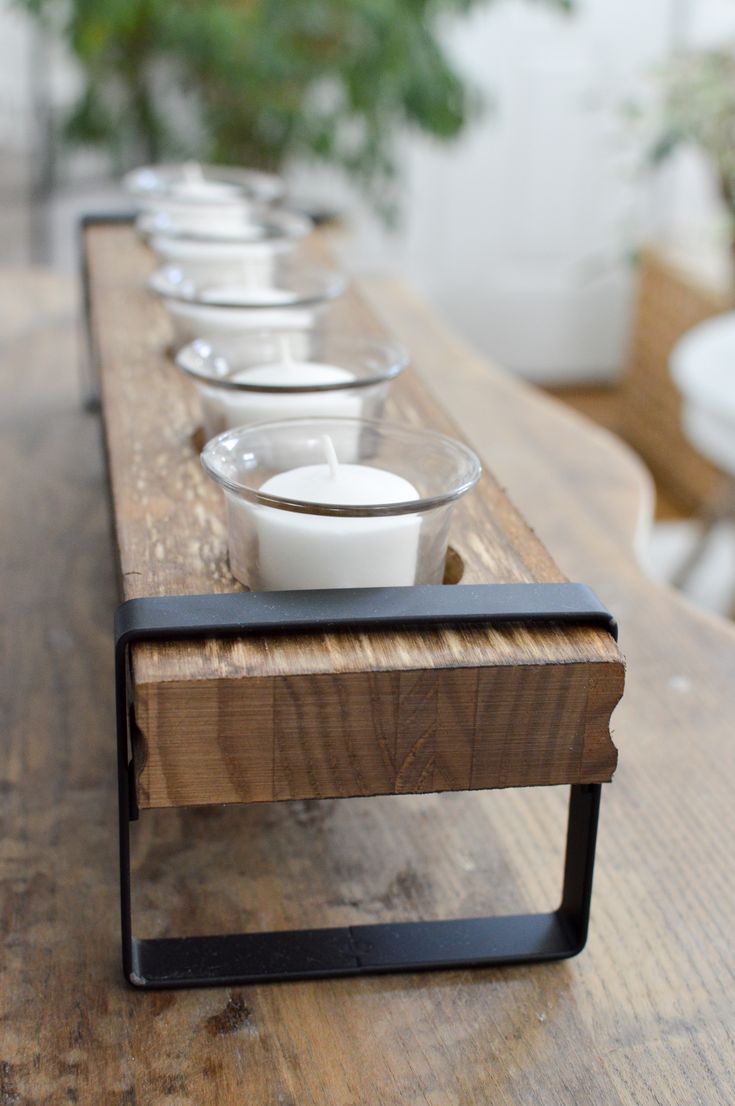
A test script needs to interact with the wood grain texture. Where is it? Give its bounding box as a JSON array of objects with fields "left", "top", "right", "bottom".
[
  {"left": 1, "top": 267, "right": 734, "bottom": 1104},
  {"left": 86, "top": 224, "right": 623, "bottom": 807}
]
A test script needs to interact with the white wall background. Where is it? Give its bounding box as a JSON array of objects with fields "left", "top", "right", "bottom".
[
  {"left": 296, "top": 0, "right": 661, "bottom": 383},
  {"left": 1, "top": 0, "right": 734, "bottom": 382},
  {"left": 294, "top": 0, "right": 735, "bottom": 383}
]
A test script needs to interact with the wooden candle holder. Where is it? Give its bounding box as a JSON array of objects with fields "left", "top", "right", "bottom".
[{"left": 84, "top": 217, "right": 624, "bottom": 989}]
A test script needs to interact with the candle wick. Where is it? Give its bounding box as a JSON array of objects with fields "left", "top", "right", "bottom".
[{"left": 320, "top": 434, "right": 340, "bottom": 480}]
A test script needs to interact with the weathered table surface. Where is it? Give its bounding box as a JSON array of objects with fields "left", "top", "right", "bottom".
[{"left": 1, "top": 262, "right": 734, "bottom": 1105}]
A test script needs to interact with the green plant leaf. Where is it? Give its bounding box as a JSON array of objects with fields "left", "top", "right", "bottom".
[{"left": 17, "top": 0, "right": 575, "bottom": 217}]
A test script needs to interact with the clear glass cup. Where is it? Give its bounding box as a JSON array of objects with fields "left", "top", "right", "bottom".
[
  {"left": 201, "top": 417, "right": 481, "bottom": 591},
  {"left": 150, "top": 258, "right": 346, "bottom": 350},
  {"left": 177, "top": 333, "right": 408, "bottom": 442},
  {"left": 138, "top": 206, "right": 313, "bottom": 285},
  {"left": 123, "top": 162, "right": 285, "bottom": 232}
]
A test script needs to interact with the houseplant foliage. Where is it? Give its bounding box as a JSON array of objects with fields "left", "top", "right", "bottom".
[
  {"left": 20, "top": 0, "right": 571, "bottom": 215},
  {"left": 644, "top": 47, "right": 735, "bottom": 232}
]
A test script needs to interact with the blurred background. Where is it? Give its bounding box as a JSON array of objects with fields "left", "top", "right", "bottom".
[{"left": 2, "top": 0, "right": 735, "bottom": 616}]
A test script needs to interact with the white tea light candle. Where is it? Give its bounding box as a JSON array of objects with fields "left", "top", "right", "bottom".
[
  {"left": 123, "top": 162, "right": 285, "bottom": 233},
  {"left": 177, "top": 335, "right": 407, "bottom": 442},
  {"left": 201, "top": 362, "right": 361, "bottom": 433},
  {"left": 148, "top": 230, "right": 275, "bottom": 287},
  {"left": 151, "top": 261, "right": 346, "bottom": 349},
  {"left": 254, "top": 436, "right": 421, "bottom": 590},
  {"left": 169, "top": 162, "right": 241, "bottom": 201},
  {"left": 164, "top": 288, "right": 314, "bottom": 347},
  {"left": 201, "top": 417, "right": 481, "bottom": 590},
  {"left": 138, "top": 206, "right": 312, "bottom": 285},
  {"left": 198, "top": 284, "right": 297, "bottom": 306},
  {"left": 197, "top": 338, "right": 360, "bottom": 435}
]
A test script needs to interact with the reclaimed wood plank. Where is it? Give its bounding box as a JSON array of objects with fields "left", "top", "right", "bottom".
[{"left": 87, "top": 224, "right": 623, "bottom": 807}]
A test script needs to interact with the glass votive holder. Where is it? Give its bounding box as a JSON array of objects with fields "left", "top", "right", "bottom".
[
  {"left": 138, "top": 206, "right": 313, "bottom": 286},
  {"left": 150, "top": 258, "right": 347, "bottom": 350},
  {"left": 123, "top": 162, "right": 284, "bottom": 233},
  {"left": 176, "top": 333, "right": 408, "bottom": 443},
  {"left": 201, "top": 417, "right": 481, "bottom": 591}
]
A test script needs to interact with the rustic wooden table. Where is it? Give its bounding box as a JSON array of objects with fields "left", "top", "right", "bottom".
[{"left": 1, "top": 263, "right": 734, "bottom": 1104}]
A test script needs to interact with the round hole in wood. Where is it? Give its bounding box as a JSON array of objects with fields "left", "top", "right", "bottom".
[
  {"left": 443, "top": 546, "right": 464, "bottom": 585},
  {"left": 191, "top": 425, "right": 206, "bottom": 454}
]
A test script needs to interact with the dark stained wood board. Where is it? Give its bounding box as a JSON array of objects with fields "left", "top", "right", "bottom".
[{"left": 86, "top": 224, "right": 623, "bottom": 808}]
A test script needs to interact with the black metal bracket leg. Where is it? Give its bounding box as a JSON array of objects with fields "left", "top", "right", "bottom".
[{"left": 116, "top": 582, "right": 616, "bottom": 989}]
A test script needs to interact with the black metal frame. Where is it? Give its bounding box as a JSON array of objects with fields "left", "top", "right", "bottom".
[{"left": 116, "top": 582, "right": 616, "bottom": 989}]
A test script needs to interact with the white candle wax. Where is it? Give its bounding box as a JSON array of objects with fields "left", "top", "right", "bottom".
[
  {"left": 165, "top": 286, "right": 317, "bottom": 347},
  {"left": 150, "top": 230, "right": 277, "bottom": 286},
  {"left": 199, "top": 285, "right": 296, "bottom": 306},
  {"left": 144, "top": 166, "right": 252, "bottom": 234},
  {"left": 200, "top": 361, "right": 361, "bottom": 437},
  {"left": 251, "top": 448, "right": 421, "bottom": 590},
  {"left": 170, "top": 163, "right": 241, "bottom": 201},
  {"left": 147, "top": 202, "right": 258, "bottom": 235},
  {"left": 170, "top": 181, "right": 241, "bottom": 201}
]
